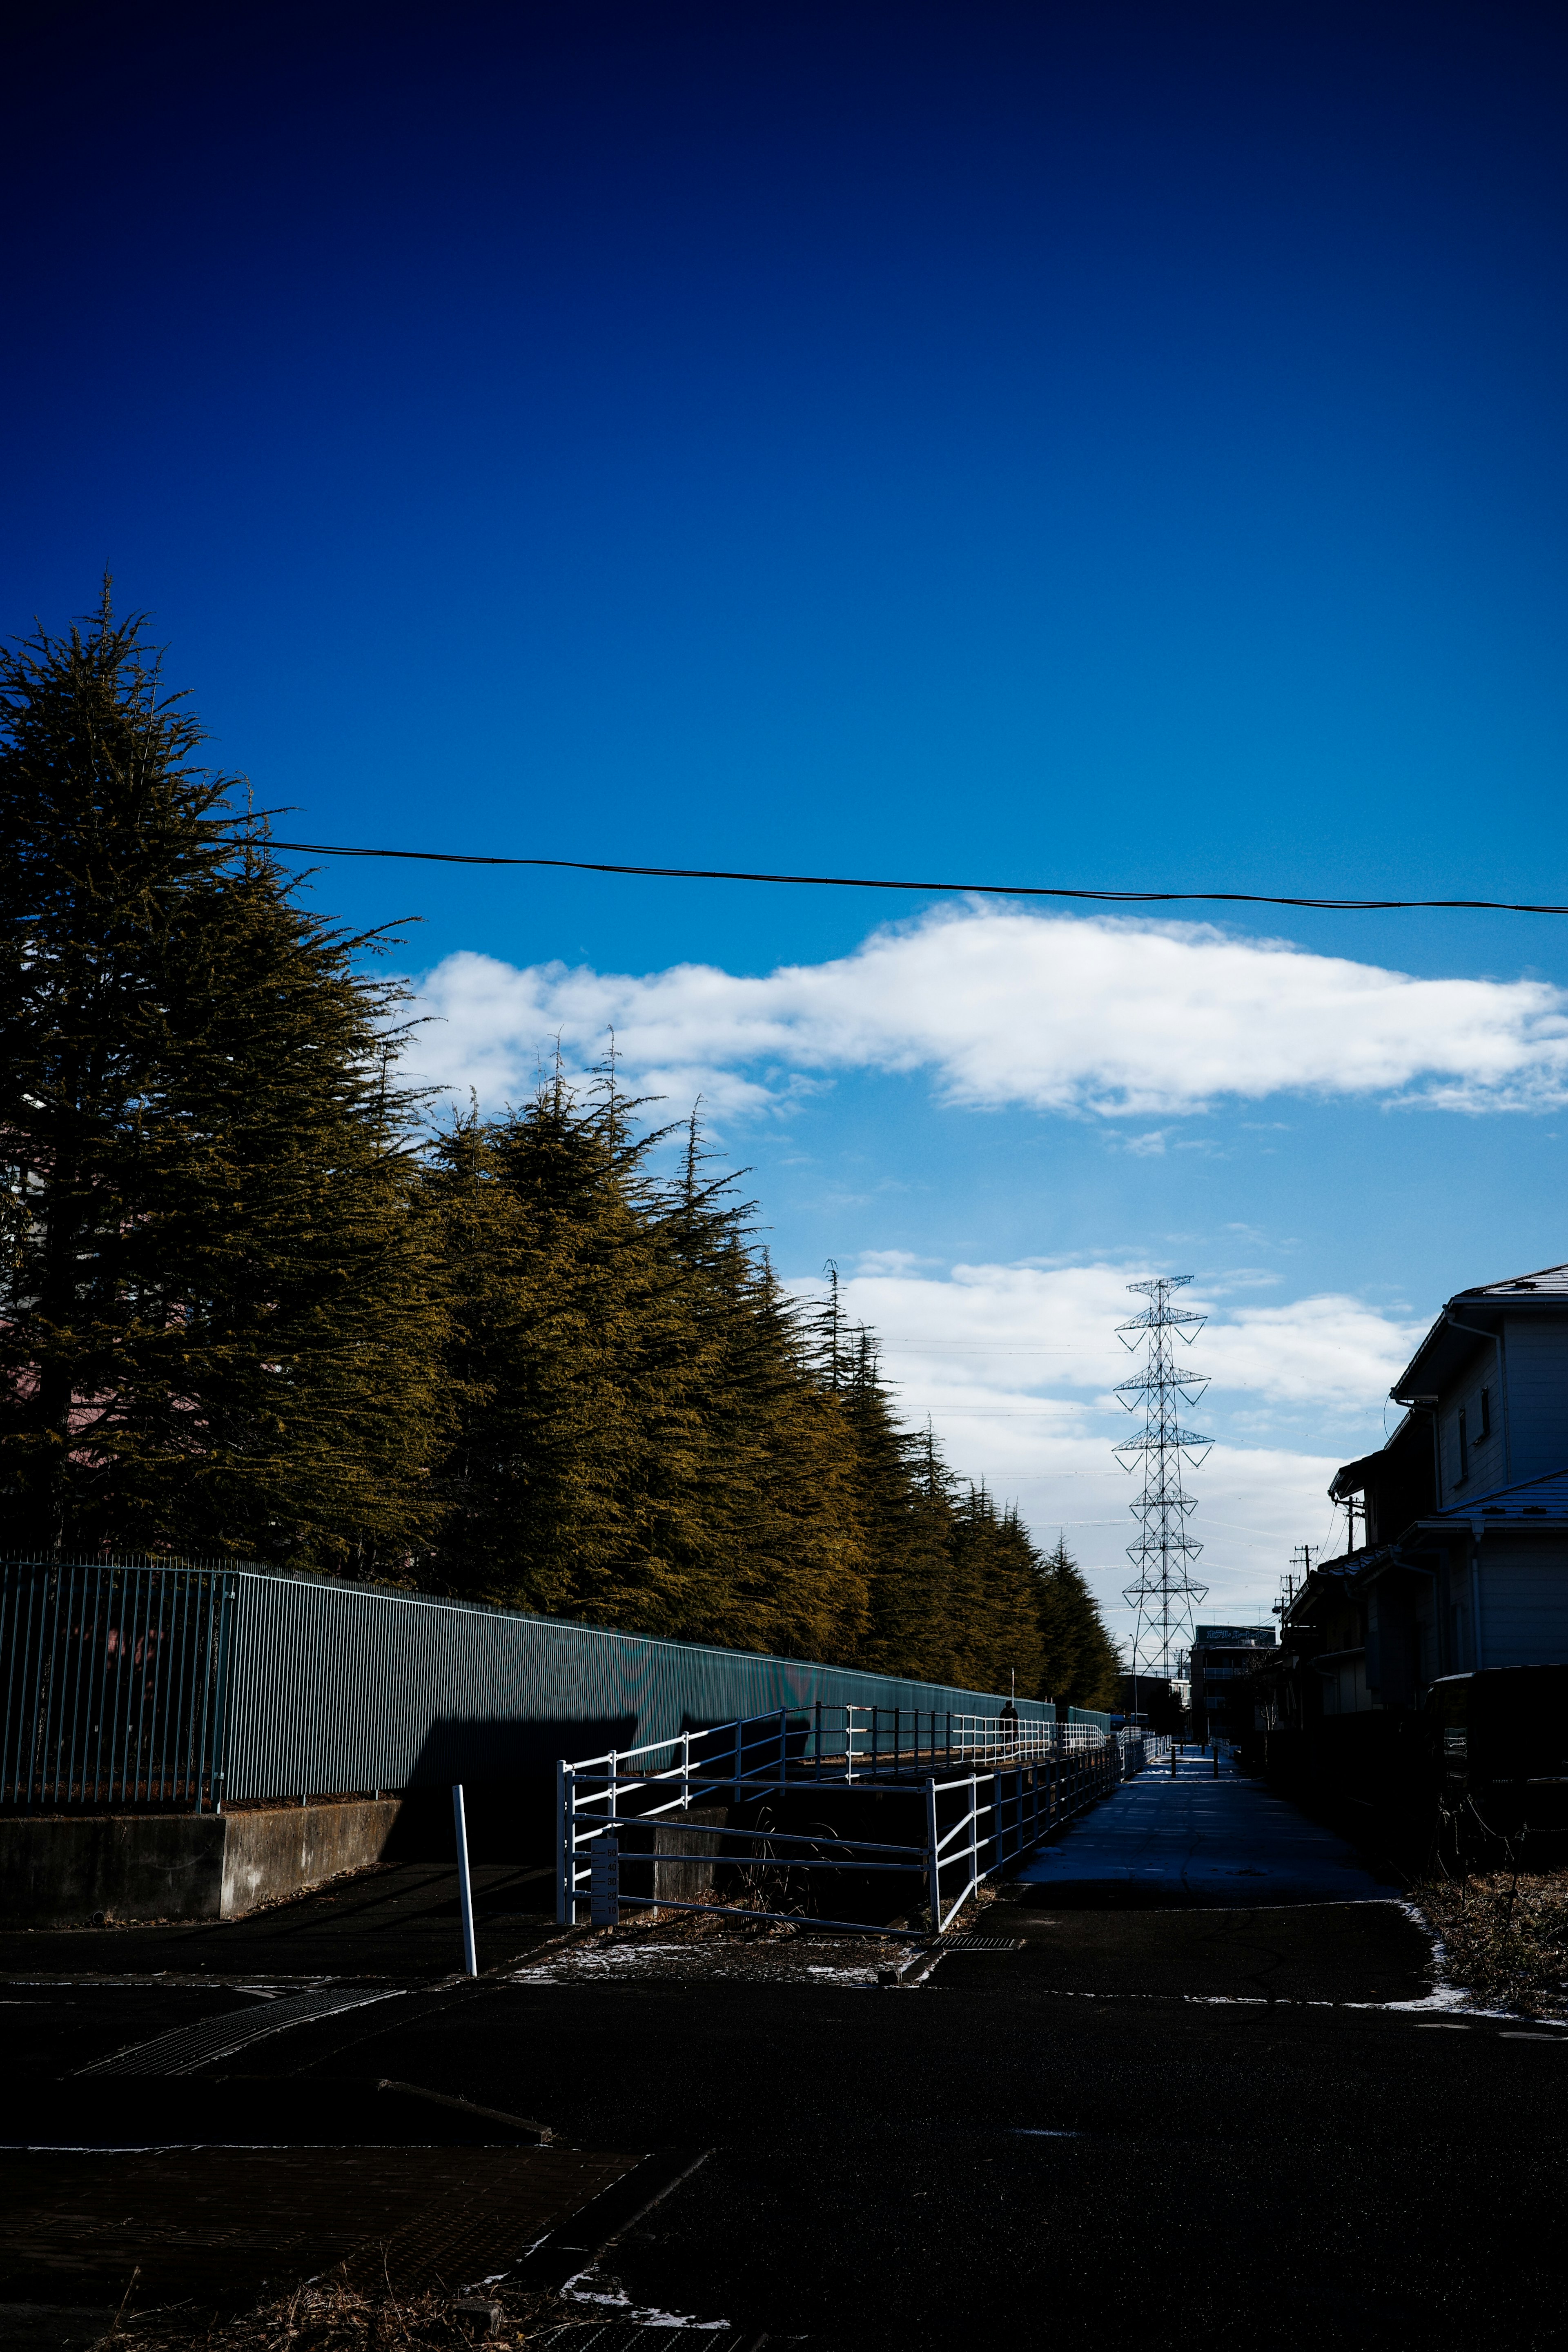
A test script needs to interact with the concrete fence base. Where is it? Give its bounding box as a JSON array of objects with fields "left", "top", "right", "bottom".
[{"left": 0, "top": 1798, "right": 404, "bottom": 1927}]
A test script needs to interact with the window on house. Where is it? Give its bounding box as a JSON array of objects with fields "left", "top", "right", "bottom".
[
  {"left": 1457, "top": 1408, "right": 1469, "bottom": 1485},
  {"left": 1477, "top": 1387, "right": 1491, "bottom": 1441}
]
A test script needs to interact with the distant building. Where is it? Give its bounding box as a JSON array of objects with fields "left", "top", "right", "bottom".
[
  {"left": 1190, "top": 1624, "right": 1274, "bottom": 1743},
  {"left": 1117, "top": 1670, "right": 1185, "bottom": 1733},
  {"left": 1257, "top": 1265, "right": 1568, "bottom": 1788}
]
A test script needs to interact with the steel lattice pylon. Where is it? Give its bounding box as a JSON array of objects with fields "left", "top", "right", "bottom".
[{"left": 1115, "top": 1275, "right": 1212, "bottom": 1702}]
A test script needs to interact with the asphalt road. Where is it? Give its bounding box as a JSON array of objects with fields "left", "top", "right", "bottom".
[
  {"left": 7, "top": 1762, "right": 1568, "bottom": 2352},
  {"left": 1016, "top": 1742, "right": 1399, "bottom": 1903}
]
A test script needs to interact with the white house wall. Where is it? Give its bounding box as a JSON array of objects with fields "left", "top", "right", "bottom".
[
  {"left": 1479, "top": 1546, "right": 1568, "bottom": 1668},
  {"left": 1437, "top": 1343, "right": 1503, "bottom": 1506},
  {"left": 1319, "top": 1656, "right": 1372, "bottom": 1716},
  {"left": 1497, "top": 1316, "right": 1568, "bottom": 1485}
]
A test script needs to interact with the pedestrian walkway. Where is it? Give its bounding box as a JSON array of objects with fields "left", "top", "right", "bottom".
[{"left": 1014, "top": 1750, "right": 1397, "bottom": 1904}]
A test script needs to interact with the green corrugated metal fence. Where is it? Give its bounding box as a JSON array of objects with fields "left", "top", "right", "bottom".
[{"left": 2, "top": 1555, "right": 1055, "bottom": 1811}]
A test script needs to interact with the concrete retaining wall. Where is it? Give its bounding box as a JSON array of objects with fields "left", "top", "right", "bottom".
[
  {"left": 652, "top": 1804, "right": 729, "bottom": 1908},
  {"left": 0, "top": 1798, "right": 403, "bottom": 1927},
  {"left": 0, "top": 1813, "right": 229, "bottom": 1926},
  {"left": 219, "top": 1799, "right": 403, "bottom": 1919}
]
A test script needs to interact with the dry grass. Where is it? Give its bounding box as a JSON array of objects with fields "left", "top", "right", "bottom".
[
  {"left": 102, "top": 2271, "right": 598, "bottom": 2352},
  {"left": 621, "top": 1904, "right": 807, "bottom": 1942},
  {"left": 1415, "top": 1868, "right": 1568, "bottom": 2016}
]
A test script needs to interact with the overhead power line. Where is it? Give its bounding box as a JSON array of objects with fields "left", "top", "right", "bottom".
[{"left": 252, "top": 839, "right": 1568, "bottom": 915}]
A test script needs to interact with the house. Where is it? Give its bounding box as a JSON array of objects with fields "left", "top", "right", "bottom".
[
  {"left": 1254, "top": 1265, "right": 1568, "bottom": 1825},
  {"left": 1329, "top": 1262, "right": 1568, "bottom": 1691}
]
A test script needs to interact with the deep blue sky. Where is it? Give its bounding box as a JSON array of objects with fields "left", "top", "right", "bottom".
[
  {"left": 8, "top": 0, "right": 1567, "bottom": 971},
  {"left": 8, "top": 0, "right": 1568, "bottom": 1612}
]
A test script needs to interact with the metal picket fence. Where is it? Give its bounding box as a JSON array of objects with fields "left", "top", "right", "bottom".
[
  {"left": 0, "top": 1556, "right": 1063, "bottom": 1815},
  {"left": 0, "top": 1557, "right": 234, "bottom": 1811}
]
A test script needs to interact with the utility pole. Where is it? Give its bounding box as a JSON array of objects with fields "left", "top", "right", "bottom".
[
  {"left": 1278, "top": 1546, "right": 1315, "bottom": 1627},
  {"left": 1116, "top": 1276, "right": 1211, "bottom": 1720}
]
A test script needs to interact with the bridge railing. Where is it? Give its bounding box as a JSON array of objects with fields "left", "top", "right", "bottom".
[{"left": 557, "top": 1705, "right": 1133, "bottom": 1931}]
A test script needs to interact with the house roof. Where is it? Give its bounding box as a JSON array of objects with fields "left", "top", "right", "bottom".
[
  {"left": 1392, "top": 1264, "right": 1568, "bottom": 1399},
  {"left": 1330, "top": 1448, "right": 1388, "bottom": 1502},
  {"left": 1422, "top": 1464, "right": 1568, "bottom": 1530},
  {"left": 1329, "top": 1408, "right": 1423, "bottom": 1502},
  {"left": 1276, "top": 1552, "right": 1370, "bottom": 1629},
  {"left": 1461, "top": 1263, "right": 1568, "bottom": 1299}
]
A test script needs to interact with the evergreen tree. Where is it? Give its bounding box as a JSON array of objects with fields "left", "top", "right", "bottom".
[
  {"left": 675, "top": 1239, "right": 871, "bottom": 1660},
  {"left": 0, "top": 596, "right": 447, "bottom": 1564},
  {"left": 427, "top": 1086, "right": 871, "bottom": 1656},
  {"left": 834, "top": 1339, "right": 954, "bottom": 1680},
  {"left": 426, "top": 1070, "right": 692, "bottom": 1622},
  {"left": 1035, "top": 1534, "right": 1123, "bottom": 1711},
  {"left": 948, "top": 1488, "right": 1047, "bottom": 1699},
  {"left": 0, "top": 592, "right": 1141, "bottom": 1695}
]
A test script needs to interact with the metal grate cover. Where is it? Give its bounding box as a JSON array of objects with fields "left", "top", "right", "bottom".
[
  {"left": 940, "top": 1935, "right": 1024, "bottom": 1951},
  {"left": 76, "top": 1985, "right": 402, "bottom": 2076}
]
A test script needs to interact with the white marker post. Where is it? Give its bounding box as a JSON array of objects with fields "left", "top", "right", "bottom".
[{"left": 452, "top": 1784, "right": 479, "bottom": 1976}]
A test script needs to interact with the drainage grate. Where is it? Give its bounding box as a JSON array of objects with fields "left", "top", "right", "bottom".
[
  {"left": 940, "top": 1935, "right": 1024, "bottom": 1952},
  {"left": 76, "top": 1986, "right": 403, "bottom": 2076}
]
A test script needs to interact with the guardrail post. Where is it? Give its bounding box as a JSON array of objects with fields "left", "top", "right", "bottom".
[
  {"left": 970, "top": 1773, "right": 982, "bottom": 1907},
  {"left": 925, "top": 1777, "right": 941, "bottom": 1934},
  {"left": 452, "top": 1784, "right": 478, "bottom": 1976},
  {"left": 556, "top": 1759, "right": 570, "bottom": 1924}
]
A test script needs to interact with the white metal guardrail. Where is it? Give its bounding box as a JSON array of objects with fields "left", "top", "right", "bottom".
[{"left": 557, "top": 1704, "right": 1136, "bottom": 1934}]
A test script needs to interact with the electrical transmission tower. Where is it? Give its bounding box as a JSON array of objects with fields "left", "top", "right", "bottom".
[{"left": 1115, "top": 1275, "right": 1212, "bottom": 1707}]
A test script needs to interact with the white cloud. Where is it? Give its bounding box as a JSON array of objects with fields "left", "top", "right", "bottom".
[
  {"left": 1202, "top": 1294, "right": 1426, "bottom": 1405},
  {"left": 795, "top": 1259, "right": 1422, "bottom": 1410},
  {"left": 403, "top": 904, "right": 1568, "bottom": 1120},
  {"left": 785, "top": 1258, "right": 1420, "bottom": 1644}
]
